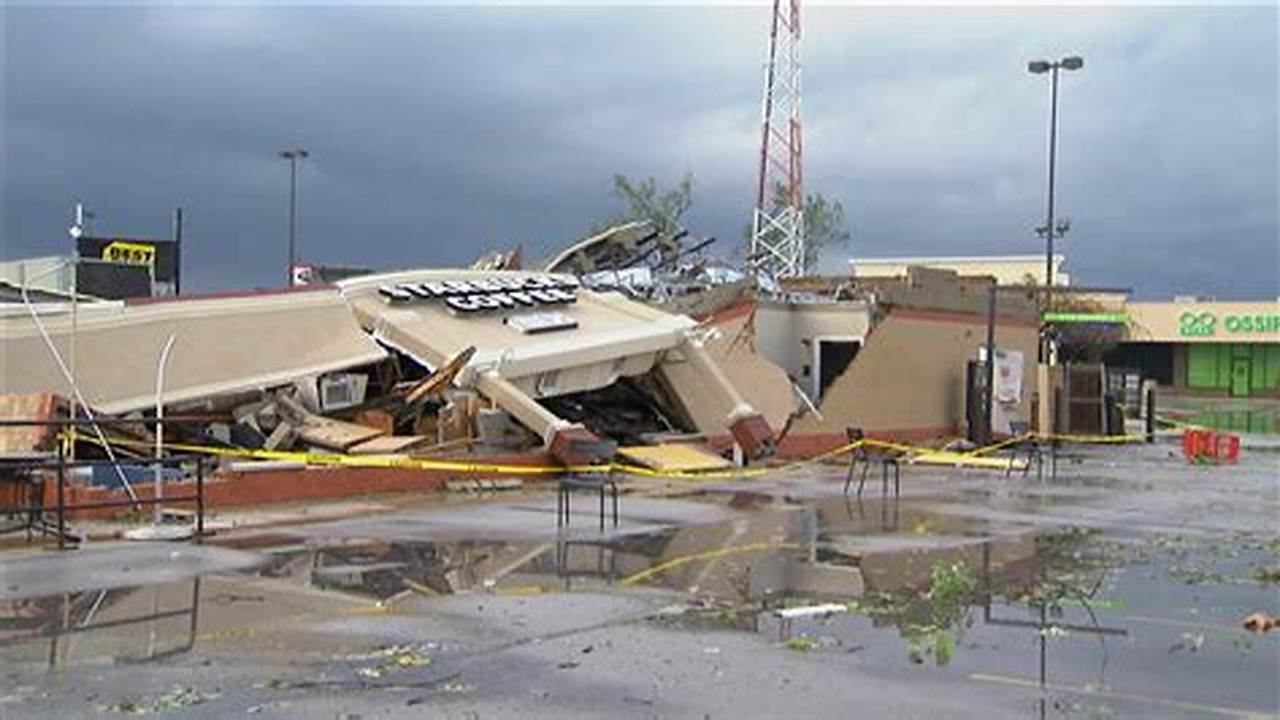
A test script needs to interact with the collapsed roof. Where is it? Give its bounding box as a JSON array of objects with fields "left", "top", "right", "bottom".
[
  {"left": 0, "top": 289, "right": 387, "bottom": 414},
  {"left": 2, "top": 269, "right": 780, "bottom": 465},
  {"left": 338, "top": 269, "right": 777, "bottom": 462}
]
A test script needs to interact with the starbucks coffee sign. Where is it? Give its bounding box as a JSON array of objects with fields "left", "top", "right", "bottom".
[
  {"left": 1179, "top": 310, "right": 1280, "bottom": 337},
  {"left": 377, "top": 275, "right": 580, "bottom": 315}
]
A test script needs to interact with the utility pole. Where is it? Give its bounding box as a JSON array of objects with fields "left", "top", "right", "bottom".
[
  {"left": 279, "top": 148, "right": 308, "bottom": 287},
  {"left": 172, "top": 207, "right": 184, "bottom": 296},
  {"left": 749, "top": 0, "right": 804, "bottom": 281},
  {"left": 1027, "top": 56, "right": 1083, "bottom": 305}
]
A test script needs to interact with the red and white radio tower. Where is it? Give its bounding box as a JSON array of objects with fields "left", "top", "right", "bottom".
[{"left": 750, "top": 0, "right": 804, "bottom": 280}]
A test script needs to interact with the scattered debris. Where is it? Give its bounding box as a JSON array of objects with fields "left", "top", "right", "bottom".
[
  {"left": 1251, "top": 566, "right": 1280, "bottom": 585},
  {"left": 348, "top": 644, "right": 432, "bottom": 679},
  {"left": 279, "top": 394, "right": 385, "bottom": 451},
  {"left": 618, "top": 443, "right": 732, "bottom": 472},
  {"left": 347, "top": 435, "right": 431, "bottom": 455},
  {"left": 1170, "top": 632, "right": 1206, "bottom": 653},
  {"left": 122, "top": 525, "right": 194, "bottom": 542},
  {"left": 97, "top": 686, "right": 216, "bottom": 715},
  {"left": 774, "top": 603, "right": 849, "bottom": 620},
  {"left": 472, "top": 245, "right": 522, "bottom": 272},
  {"left": 1242, "top": 612, "right": 1277, "bottom": 633},
  {"left": 784, "top": 636, "right": 818, "bottom": 652},
  {"left": 445, "top": 478, "right": 524, "bottom": 494}
]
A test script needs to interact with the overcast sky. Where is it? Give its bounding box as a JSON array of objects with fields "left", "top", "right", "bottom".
[{"left": 3, "top": 2, "right": 1276, "bottom": 299}]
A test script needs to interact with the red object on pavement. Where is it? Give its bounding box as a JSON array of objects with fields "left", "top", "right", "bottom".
[
  {"left": 1215, "top": 433, "right": 1241, "bottom": 464},
  {"left": 1182, "top": 429, "right": 1240, "bottom": 464},
  {"left": 1183, "top": 429, "right": 1211, "bottom": 462}
]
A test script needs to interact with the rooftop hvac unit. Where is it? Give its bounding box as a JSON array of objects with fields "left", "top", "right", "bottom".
[{"left": 318, "top": 373, "right": 368, "bottom": 412}]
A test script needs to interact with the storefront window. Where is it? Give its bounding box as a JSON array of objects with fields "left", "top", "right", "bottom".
[
  {"left": 1187, "top": 345, "right": 1219, "bottom": 389},
  {"left": 1187, "top": 343, "right": 1280, "bottom": 393}
]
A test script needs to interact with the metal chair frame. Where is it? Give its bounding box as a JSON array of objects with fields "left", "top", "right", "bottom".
[{"left": 842, "top": 428, "right": 901, "bottom": 498}]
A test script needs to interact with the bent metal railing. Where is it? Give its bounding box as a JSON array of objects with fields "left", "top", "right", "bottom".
[{"left": 0, "top": 417, "right": 208, "bottom": 550}]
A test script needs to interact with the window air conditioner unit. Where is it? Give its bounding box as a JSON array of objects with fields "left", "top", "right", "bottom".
[{"left": 318, "top": 373, "right": 368, "bottom": 412}]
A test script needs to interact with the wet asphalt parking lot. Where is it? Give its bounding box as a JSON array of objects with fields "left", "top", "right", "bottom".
[{"left": 1, "top": 438, "right": 1277, "bottom": 719}]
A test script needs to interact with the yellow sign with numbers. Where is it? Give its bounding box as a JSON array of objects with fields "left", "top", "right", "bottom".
[{"left": 101, "top": 241, "right": 156, "bottom": 268}]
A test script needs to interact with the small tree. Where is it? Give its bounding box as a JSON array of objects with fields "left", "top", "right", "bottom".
[
  {"left": 751, "top": 183, "right": 851, "bottom": 273},
  {"left": 799, "top": 191, "right": 851, "bottom": 273},
  {"left": 594, "top": 173, "right": 694, "bottom": 236}
]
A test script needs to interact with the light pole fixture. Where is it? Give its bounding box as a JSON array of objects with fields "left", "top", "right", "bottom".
[
  {"left": 279, "top": 148, "right": 309, "bottom": 287},
  {"left": 1035, "top": 218, "right": 1071, "bottom": 240},
  {"left": 1027, "top": 55, "right": 1082, "bottom": 299}
]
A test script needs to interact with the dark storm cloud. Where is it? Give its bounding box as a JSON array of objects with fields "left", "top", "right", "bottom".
[{"left": 3, "top": 3, "right": 1276, "bottom": 298}]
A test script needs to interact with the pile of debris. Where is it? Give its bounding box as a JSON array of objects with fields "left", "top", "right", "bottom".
[
  {"left": 542, "top": 221, "right": 747, "bottom": 307},
  {"left": 210, "top": 346, "right": 525, "bottom": 458},
  {"left": 2, "top": 264, "right": 785, "bottom": 523}
]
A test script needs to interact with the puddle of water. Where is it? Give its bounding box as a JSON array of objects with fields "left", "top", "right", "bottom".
[
  {"left": 1186, "top": 408, "right": 1279, "bottom": 435},
  {"left": 3, "top": 483, "right": 1274, "bottom": 718},
  {"left": 0, "top": 580, "right": 201, "bottom": 670},
  {"left": 742, "top": 528, "right": 1280, "bottom": 718}
]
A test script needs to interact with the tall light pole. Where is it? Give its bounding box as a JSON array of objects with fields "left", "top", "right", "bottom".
[
  {"left": 1027, "top": 55, "right": 1082, "bottom": 305},
  {"left": 279, "top": 148, "right": 308, "bottom": 286}
]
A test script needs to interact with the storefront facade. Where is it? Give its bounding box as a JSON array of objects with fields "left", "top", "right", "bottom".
[{"left": 1112, "top": 302, "right": 1280, "bottom": 399}]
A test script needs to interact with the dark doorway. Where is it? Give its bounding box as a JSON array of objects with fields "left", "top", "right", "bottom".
[
  {"left": 817, "top": 340, "right": 861, "bottom": 401},
  {"left": 1103, "top": 342, "right": 1174, "bottom": 386}
]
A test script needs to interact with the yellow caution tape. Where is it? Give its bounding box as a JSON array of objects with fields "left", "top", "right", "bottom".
[
  {"left": 66, "top": 424, "right": 1152, "bottom": 484},
  {"left": 620, "top": 541, "right": 805, "bottom": 586},
  {"left": 1035, "top": 431, "right": 1146, "bottom": 444}
]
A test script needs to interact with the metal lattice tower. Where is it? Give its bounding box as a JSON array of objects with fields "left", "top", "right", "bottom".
[{"left": 750, "top": 0, "right": 804, "bottom": 280}]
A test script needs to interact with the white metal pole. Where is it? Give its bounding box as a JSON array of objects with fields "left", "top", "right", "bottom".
[
  {"left": 70, "top": 262, "right": 78, "bottom": 461},
  {"left": 153, "top": 334, "right": 176, "bottom": 524},
  {"left": 20, "top": 259, "right": 138, "bottom": 500}
]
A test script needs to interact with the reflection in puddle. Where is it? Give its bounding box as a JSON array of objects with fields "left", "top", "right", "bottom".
[
  {"left": 1186, "top": 407, "right": 1279, "bottom": 434},
  {"left": 2, "top": 485, "right": 1274, "bottom": 718},
  {"left": 0, "top": 579, "right": 200, "bottom": 670}
]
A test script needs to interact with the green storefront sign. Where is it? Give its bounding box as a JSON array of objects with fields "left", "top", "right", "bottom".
[{"left": 1179, "top": 311, "right": 1280, "bottom": 338}]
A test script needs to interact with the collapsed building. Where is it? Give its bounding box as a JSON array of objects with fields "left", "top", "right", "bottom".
[
  {"left": 766, "top": 268, "right": 1040, "bottom": 445},
  {"left": 2, "top": 218, "right": 1048, "bottom": 525},
  {"left": 335, "top": 269, "right": 776, "bottom": 462},
  {"left": 1, "top": 269, "right": 780, "bottom": 507},
  {"left": 537, "top": 223, "right": 1043, "bottom": 450}
]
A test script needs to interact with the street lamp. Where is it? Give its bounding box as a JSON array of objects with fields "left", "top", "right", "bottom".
[
  {"left": 279, "top": 148, "right": 309, "bottom": 287},
  {"left": 1027, "top": 55, "right": 1082, "bottom": 300},
  {"left": 1035, "top": 218, "right": 1071, "bottom": 241}
]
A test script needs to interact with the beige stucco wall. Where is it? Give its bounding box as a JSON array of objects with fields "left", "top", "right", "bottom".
[
  {"left": 850, "top": 255, "right": 1068, "bottom": 287},
  {"left": 754, "top": 300, "right": 873, "bottom": 393},
  {"left": 792, "top": 309, "right": 1040, "bottom": 437},
  {"left": 699, "top": 310, "right": 797, "bottom": 431},
  {"left": 1127, "top": 301, "right": 1280, "bottom": 344},
  {"left": 0, "top": 256, "right": 75, "bottom": 294},
  {"left": 0, "top": 290, "right": 388, "bottom": 414}
]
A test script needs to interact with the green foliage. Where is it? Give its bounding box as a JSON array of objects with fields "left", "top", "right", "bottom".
[
  {"left": 798, "top": 191, "right": 851, "bottom": 273},
  {"left": 929, "top": 561, "right": 977, "bottom": 614},
  {"left": 749, "top": 182, "right": 851, "bottom": 273},
  {"left": 595, "top": 173, "right": 694, "bottom": 236},
  {"left": 784, "top": 636, "right": 818, "bottom": 652},
  {"left": 920, "top": 562, "right": 977, "bottom": 666},
  {"left": 851, "top": 563, "right": 977, "bottom": 667},
  {"left": 933, "top": 628, "right": 955, "bottom": 665}
]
